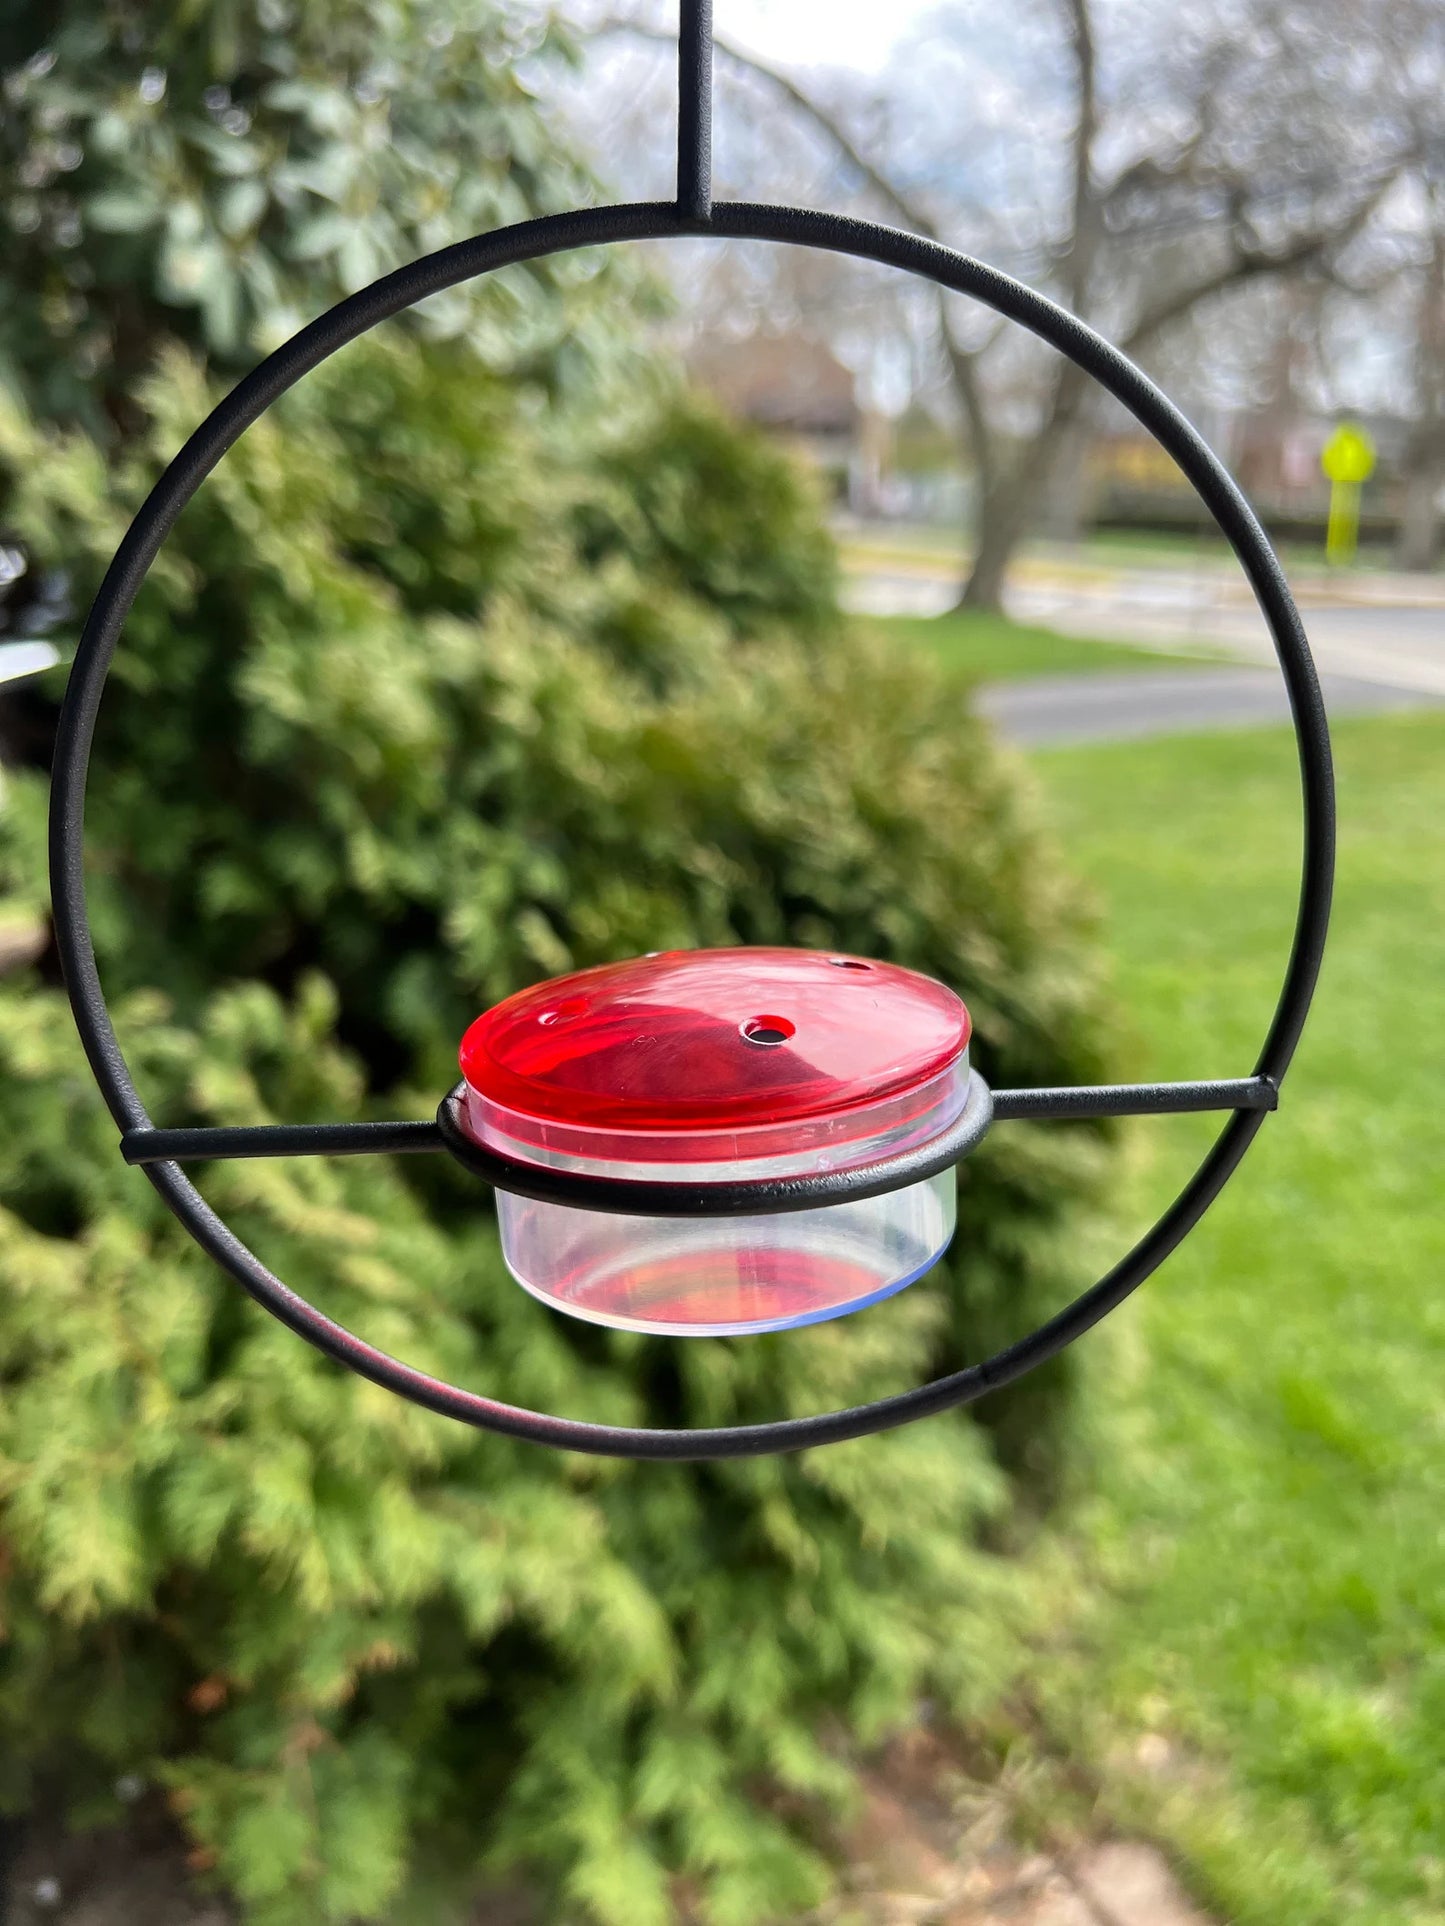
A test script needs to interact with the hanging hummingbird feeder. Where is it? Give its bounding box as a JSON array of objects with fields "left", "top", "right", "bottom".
[{"left": 47, "top": 0, "right": 1334, "bottom": 1459}]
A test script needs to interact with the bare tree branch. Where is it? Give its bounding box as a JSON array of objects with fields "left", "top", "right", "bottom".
[
  {"left": 940, "top": 318, "right": 995, "bottom": 483},
  {"left": 1059, "top": 0, "right": 1100, "bottom": 315},
  {"left": 604, "top": 15, "right": 998, "bottom": 479},
  {"left": 604, "top": 18, "right": 942, "bottom": 241},
  {"left": 1122, "top": 163, "right": 1410, "bottom": 357}
]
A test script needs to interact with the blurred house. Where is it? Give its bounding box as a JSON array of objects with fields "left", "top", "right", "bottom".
[{"left": 687, "top": 330, "right": 894, "bottom": 511}]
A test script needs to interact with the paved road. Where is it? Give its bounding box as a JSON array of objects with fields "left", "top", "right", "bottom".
[
  {"left": 843, "top": 550, "right": 1445, "bottom": 742},
  {"left": 975, "top": 664, "right": 1440, "bottom": 747}
]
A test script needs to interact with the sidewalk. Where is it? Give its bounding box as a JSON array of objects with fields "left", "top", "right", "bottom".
[{"left": 840, "top": 542, "right": 1445, "bottom": 699}]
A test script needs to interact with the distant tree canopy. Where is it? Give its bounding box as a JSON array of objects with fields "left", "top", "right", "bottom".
[{"left": 0, "top": 8, "right": 1117, "bottom": 1924}]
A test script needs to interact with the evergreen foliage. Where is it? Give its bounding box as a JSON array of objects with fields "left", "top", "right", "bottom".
[
  {"left": 0, "top": 5, "right": 1117, "bottom": 1920},
  {"left": 0, "top": 0, "right": 614, "bottom": 430},
  {"left": 0, "top": 344, "right": 1114, "bottom": 1920}
]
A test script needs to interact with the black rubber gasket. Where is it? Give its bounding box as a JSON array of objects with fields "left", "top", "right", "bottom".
[{"left": 432, "top": 1071, "right": 995, "bottom": 1216}]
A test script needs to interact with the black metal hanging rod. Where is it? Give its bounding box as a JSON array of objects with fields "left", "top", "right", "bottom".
[{"left": 677, "top": 0, "right": 713, "bottom": 223}]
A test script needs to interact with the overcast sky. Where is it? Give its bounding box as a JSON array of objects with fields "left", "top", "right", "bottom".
[{"left": 719, "top": 0, "right": 939, "bottom": 71}]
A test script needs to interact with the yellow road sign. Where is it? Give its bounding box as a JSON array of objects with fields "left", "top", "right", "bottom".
[
  {"left": 1321, "top": 422, "right": 1376, "bottom": 485},
  {"left": 1321, "top": 422, "right": 1375, "bottom": 563}
]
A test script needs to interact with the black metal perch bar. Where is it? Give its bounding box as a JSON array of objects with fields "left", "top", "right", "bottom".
[
  {"left": 118, "top": 1076, "right": 1279, "bottom": 1168},
  {"left": 48, "top": 0, "right": 1333, "bottom": 1458}
]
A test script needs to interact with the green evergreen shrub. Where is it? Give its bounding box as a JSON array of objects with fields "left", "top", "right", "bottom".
[
  {"left": 0, "top": 0, "right": 616, "bottom": 429},
  {"left": 0, "top": 338, "right": 1115, "bottom": 1923}
]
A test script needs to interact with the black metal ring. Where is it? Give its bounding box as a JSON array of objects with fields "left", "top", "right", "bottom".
[
  {"left": 47, "top": 200, "right": 1334, "bottom": 1460},
  {"left": 434, "top": 1071, "right": 994, "bottom": 1216}
]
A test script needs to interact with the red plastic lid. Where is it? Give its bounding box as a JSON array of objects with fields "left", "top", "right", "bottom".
[{"left": 459, "top": 948, "right": 970, "bottom": 1169}]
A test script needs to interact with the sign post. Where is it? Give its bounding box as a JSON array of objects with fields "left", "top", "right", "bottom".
[{"left": 1320, "top": 422, "right": 1376, "bottom": 565}]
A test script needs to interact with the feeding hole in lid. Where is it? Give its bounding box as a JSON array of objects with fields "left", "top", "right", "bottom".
[
  {"left": 828, "top": 957, "right": 872, "bottom": 971},
  {"left": 741, "top": 1014, "right": 796, "bottom": 1047}
]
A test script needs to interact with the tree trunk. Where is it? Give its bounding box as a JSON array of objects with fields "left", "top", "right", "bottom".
[
  {"left": 1398, "top": 205, "right": 1445, "bottom": 573},
  {"left": 1039, "top": 417, "right": 1093, "bottom": 543},
  {"left": 956, "top": 376, "right": 1091, "bottom": 611},
  {"left": 1397, "top": 463, "right": 1442, "bottom": 571},
  {"left": 959, "top": 475, "right": 1037, "bottom": 610}
]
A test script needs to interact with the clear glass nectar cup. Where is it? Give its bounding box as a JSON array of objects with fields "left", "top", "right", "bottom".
[{"left": 458, "top": 948, "right": 972, "bottom": 1336}]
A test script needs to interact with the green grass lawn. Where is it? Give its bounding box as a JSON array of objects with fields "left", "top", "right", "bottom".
[
  {"left": 1018, "top": 711, "right": 1445, "bottom": 1924},
  {"left": 873, "top": 609, "right": 1191, "bottom": 682},
  {"left": 1065, "top": 525, "right": 1347, "bottom": 575}
]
